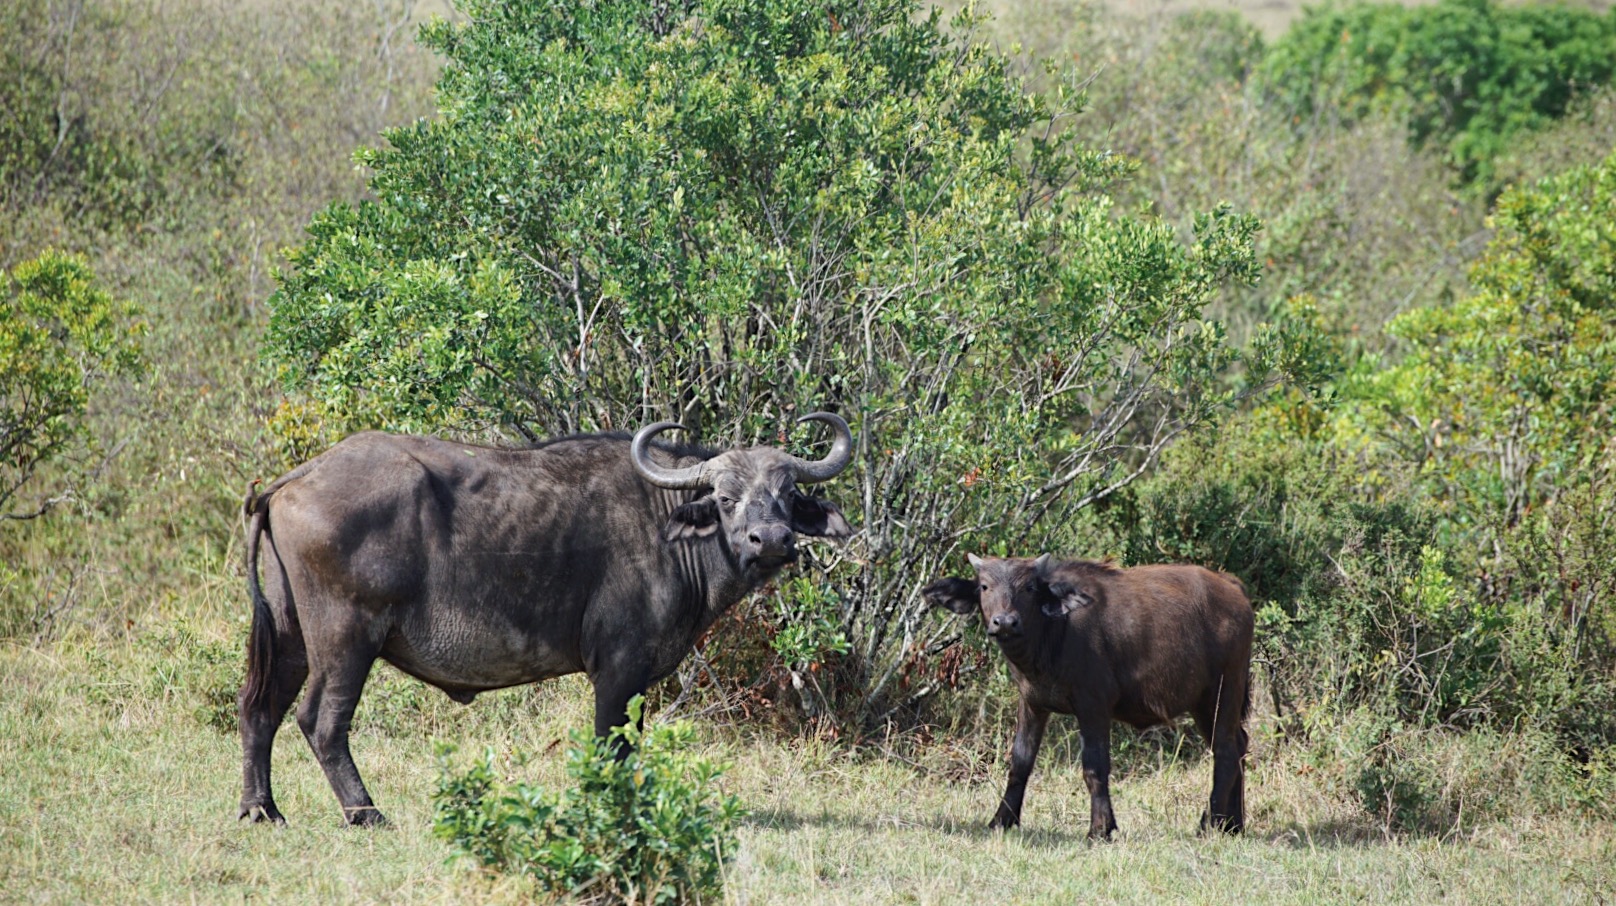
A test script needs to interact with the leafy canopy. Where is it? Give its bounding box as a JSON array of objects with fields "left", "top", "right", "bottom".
[{"left": 267, "top": 0, "right": 1317, "bottom": 720}]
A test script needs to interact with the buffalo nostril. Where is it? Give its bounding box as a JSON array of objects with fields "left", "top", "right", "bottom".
[
  {"left": 752, "top": 525, "right": 792, "bottom": 555},
  {"left": 990, "top": 613, "right": 1020, "bottom": 633}
]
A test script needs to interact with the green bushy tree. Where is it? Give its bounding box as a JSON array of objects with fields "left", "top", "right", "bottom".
[
  {"left": 1128, "top": 151, "right": 1616, "bottom": 750},
  {"left": 1261, "top": 0, "right": 1616, "bottom": 188},
  {"left": 1358, "top": 150, "right": 1616, "bottom": 744},
  {"left": 266, "top": 0, "right": 1317, "bottom": 726}
]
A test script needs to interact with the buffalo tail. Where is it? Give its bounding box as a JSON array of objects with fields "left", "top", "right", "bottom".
[{"left": 241, "top": 484, "right": 275, "bottom": 710}]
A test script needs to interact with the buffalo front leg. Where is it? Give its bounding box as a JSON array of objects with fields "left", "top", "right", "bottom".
[
  {"left": 591, "top": 666, "right": 652, "bottom": 760},
  {"left": 1078, "top": 715, "right": 1118, "bottom": 840},
  {"left": 237, "top": 648, "right": 308, "bottom": 824},
  {"left": 989, "top": 699, "right": 1048, "bottom": 830},
  {"left": 297, "top": 636, "right": 385, "bottom": 827}
]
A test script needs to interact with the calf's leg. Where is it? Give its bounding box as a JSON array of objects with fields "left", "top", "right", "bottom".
[
  {"left": 990, "top": 700, "right": 1048, "bottom": 830},
  {"left": 1077, "top": 714, "right": 1118, "bottom": 840},
  {"left": 1205, "top": 670, "right": 1249, "bottom": 834}
]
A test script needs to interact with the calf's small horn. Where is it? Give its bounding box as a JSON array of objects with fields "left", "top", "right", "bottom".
[
  {"left": 631, "top": 421, "right": 708, "bottom": 489},
  {"left": 786, "top": 412, "right": 854, "bottom": 483}
]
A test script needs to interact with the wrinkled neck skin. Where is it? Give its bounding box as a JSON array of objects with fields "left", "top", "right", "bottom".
[{"left": 649, "top": 485, "right": 765, "bottom": 636}]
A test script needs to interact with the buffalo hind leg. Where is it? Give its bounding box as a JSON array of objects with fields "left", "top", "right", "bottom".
[
  {"left": 990, "top": 699, "right": 1048, "bottom": 830},
  {"left": 1078, "top": 714, "right": 1118, "bottom": 840},
  {"left": 237, "top": 644, "right": 308, "bottom": 824},
  {"left": 298, "top": 632, "right": 385, "bottom": 827},
  {"left": 1200, "top": 672, "right": 1248, "bottom": 835}
]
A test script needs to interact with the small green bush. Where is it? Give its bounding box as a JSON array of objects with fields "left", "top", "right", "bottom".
[
  {"left": 433, "top": 698, "right": 743, "bottom": 905},
  {"left": 1, "top": 250, "right": 144, "bottom": 523}
]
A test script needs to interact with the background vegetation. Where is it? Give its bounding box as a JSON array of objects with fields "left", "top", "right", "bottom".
[{"left": 4, "top": 0, "right": 1616, "bottom": 901}]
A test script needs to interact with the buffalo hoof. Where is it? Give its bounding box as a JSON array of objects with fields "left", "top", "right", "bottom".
[
  {"left": 238, "top": 802, "right": 286, "bottom": 825},
  {"left": 987, "top": 816, "right": 1019, "bottom": 832},
  {"left": 344, "top": 806, "right": 389, "bottom": 828}
]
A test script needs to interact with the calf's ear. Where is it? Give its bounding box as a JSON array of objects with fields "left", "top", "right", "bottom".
[
  {"left": 924, "top": 577, "right": 980, "bottom": 615},
  {"left": 791, "top": 494, "right": 853, "bottom": 538},
  {"left": 1033, "top": 553, "right": 1093, "bottom": 616},
  {"left": 664, "top": 496, "right": 721, "bottom": 541},
  {"left": 1041, "top": 580, "right": 1094, "bottom": 617}
]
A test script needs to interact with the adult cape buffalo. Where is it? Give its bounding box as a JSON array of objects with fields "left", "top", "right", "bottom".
[
  {"left": 237, "top": 414, "right": 854, "bottom": 826},
  {"left": 926, "top": 554, "right": 1252, "bottom": 839}
]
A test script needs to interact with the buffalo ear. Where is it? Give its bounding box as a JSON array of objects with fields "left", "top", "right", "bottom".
[
  {"left": 664, "top": 496, "right": 721, "bottom": 541},
  {"left": 1041, "top": 580, "right": 1094, "bottom": 617},
  {"left": 924, "top": 577, "right": 980, "bottom": 615},
  {"left": 791, "top": 494, "right": 853, "bottom": 538}
]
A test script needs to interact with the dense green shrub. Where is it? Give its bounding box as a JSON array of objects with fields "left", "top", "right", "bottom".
[
  {"left": 433, "top": 698, "right": 743, "bottom": 904},
  {"left": 1261, "top": 0, "right": 1616, "bottom": 188},
  {"left": 266, "top": 0, "right": 1319, "bottom": 727},
  {"left": 1356, "top": 150, "right": 1616, "bottom": 747}
]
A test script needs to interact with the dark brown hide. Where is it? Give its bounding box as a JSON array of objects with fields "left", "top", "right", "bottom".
[
  {"left": 925, "top": 554, "right": 1253, "bottom": 839},
  {"left": 237, "top": 416, "right": 852, "bottom": 826}
]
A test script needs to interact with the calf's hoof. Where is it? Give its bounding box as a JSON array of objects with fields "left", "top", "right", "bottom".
[
  {"left": 344, "top": 806, "right": 389, "bottom": 828},
  {"left": 988, "top": 814, "right": 1019, "bottom": 832},
  {"left": 1200, "top": 810, "right": 1244, "bottom": 836},
  {"left": 238, "top": 802, "right": 286, "bottom": 825}
]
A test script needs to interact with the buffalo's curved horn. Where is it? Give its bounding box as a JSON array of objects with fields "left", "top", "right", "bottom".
[
  {"left": 786, "top": 412, "right": 854, "bottom": 483},
  {"left": 631, "top": 421, "right": 708, "bottom": 489}
]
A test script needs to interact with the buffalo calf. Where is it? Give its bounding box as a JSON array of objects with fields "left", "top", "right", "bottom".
[{"left": 926, "top": 554, "right": 1253, "bottom": 839}]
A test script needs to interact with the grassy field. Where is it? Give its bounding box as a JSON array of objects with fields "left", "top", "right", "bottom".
[{"left": 4, "top": 589, "right": 1615, "bottom": 905}]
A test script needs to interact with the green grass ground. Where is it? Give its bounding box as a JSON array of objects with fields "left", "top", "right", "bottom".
[{"left": 4, "top": 604, "right": 1614, "bottom": 905}]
